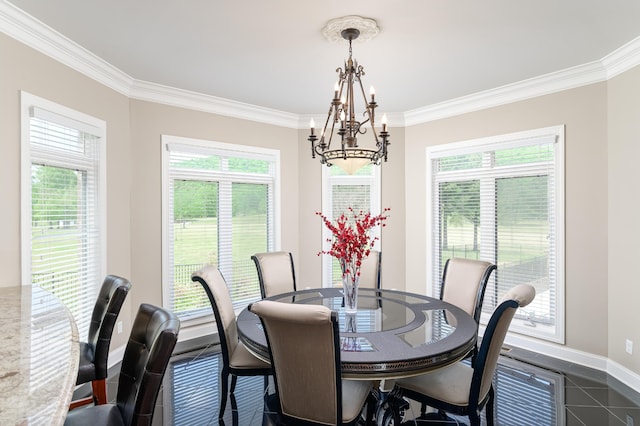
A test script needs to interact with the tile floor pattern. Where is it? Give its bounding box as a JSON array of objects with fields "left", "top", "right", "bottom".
[{"left": 92, "top": 343, "right": 640, "bottom": 425}]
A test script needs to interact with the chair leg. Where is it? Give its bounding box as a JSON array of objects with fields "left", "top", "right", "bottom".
[
  {"left": 365, "top": 392, "right": 377, "bottom": 425},
  {"left": 470, "top": 414, "right": 481, "bottom": 426},
  {"left": 219, "top": 369, "right": 229, "bottom": 420},
  {"left": 486, "top": 386, "right": 496, "bottom": 426},
  {"left": 69, "top": 378, "right": 108, "bottom": 410},
  {"left": 69, "top": 396, "right": 94, "bottom": 410},
  {"left": 230, "top": 374, "right": 238, "bottom": 394},
  {"left": 91, "top": 378, "right": 108, "bottom": 405},
  {"left": 420, "top": 402, "right": 427, "bottom": 416},
  {"left": 230, "top": 384, "right": 239, "bottom": 426}
]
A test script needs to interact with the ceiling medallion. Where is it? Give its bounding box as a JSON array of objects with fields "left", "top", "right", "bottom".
[{"left": 321, "top": 15, "right": 379, "bottom": 44}]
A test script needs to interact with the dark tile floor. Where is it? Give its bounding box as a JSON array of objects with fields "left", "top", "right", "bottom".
[{"left": 94, "top": 342, "right": 640, "bottom": 426}]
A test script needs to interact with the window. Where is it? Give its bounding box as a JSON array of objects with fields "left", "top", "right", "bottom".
[
  {"left": 427, "top": 126, "right": 565, "bottom": 343},
  {"left": 321, "top": 164, "right": 381, "bottom": 288},
  {"left": 162, "top": 135, "right": 280, "bottom": 319},
  {"left": 21, "top": 92, "right": 106, "bottom": 339}
]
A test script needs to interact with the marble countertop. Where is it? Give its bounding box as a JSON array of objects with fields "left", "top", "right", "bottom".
[{"left": 0, "top": 285, "right": 79, "bottom": 425}]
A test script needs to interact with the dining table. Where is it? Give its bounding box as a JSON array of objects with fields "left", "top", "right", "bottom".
[{"left": 237, "top": 286, "right": 478, "bottom": 381}]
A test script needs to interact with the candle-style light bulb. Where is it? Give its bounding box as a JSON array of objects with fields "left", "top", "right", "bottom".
[
  {"left": 382, "top": 114, "right": 388, "bottom": 132},
  {"left": 310, "top": 118, "right": 315, "bottom": 136},
  {"left": 334, "top": 82, "right": 340, "bottom": 99},
  {"left": 370, "top": 86, "right": 376, "bottom": 103}
]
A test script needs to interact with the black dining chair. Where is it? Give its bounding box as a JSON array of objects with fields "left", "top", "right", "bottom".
[
  {"left": 191, "top": 265, "right": 272, "bottom": 420},
  {"left": 70, "top": 275, "right": 131, "bottom": 409},
  {"left": 392, "top": 284, "right": 536, "bottom": 426},
  {"left": 64, "top": 303, "right": 180, "bottom": 426},
  {"left": 251, "top": 251, "right": 297, "bottom": 299},
  {"left": 249, "top": 300, "right": 376, "bottom": 425}
]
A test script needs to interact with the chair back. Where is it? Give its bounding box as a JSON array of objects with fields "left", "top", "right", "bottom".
[
  {"left": 87, "top": 275, "right": 132, "bottom": 379},
  {"left": 470, "top": 284, "right": 535, "bottom": 408},
  {"left": 192, "top": 266, "right": 239, "bottom": 367},
  {"left": 358, "top": 250, "right": 381, "bottom": 290},
  {"left": 440, "top": 258, "right": 496, "bottom": 324},
  {"left": 249, "top": 300, "right": 343, "bottom": 425},
  {"left": 251, "top": 251, "right": 297, "bottom": 298},
  {"left": 116, "top": 303, "right": 180, "bottom": 426}
]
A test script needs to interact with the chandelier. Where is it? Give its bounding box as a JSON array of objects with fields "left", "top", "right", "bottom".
[{"left": 308, "top": 18, "right": 390, "bottom": 175}]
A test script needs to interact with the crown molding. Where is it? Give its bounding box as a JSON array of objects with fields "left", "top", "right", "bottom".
[
  {"left": 602, "top": 35, "right": 640, "bottom": 80},
  {"left": 2, "top": 2, "right": 640, "bottom": 130},
  {"left": 405, "top": 35, "right": 640, "bottom": 126},
  {"left": 404, "top": 60, "right": 607, "bottom": 126},
  {"left": 130, "top": 80, "right": 300, "bottom": 129}
]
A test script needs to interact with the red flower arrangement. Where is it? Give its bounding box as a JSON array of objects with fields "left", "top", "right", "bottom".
[{"left": 317, "top": 207, "right": 390, "bottom": 279}]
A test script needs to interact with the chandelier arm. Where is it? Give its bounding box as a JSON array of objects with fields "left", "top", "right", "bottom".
[
  {"left": 328, "top": 108, "right": 339, "bottom": 149},
  {"left": 321, "top": 105, "right": 335, "bottom": 148},
  {"left": 357, "top": 76, "right": 375, "bottom": 129}
]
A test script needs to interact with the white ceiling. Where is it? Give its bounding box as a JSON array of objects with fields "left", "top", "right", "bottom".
[{"left": 5, "top": 0, "right": 640, "bottom": 117}]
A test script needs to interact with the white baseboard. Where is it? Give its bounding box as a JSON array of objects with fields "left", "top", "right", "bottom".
[
  {"left": 505, "top": 332, "right": 640, "bottom": 394},
  {"left": 607, "top": 359, "right": 640, "bottom": 393}
]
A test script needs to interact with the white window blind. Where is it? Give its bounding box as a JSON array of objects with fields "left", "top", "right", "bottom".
[
  {"left": 21, "top": 92, "right": 106, "bottom": 339},
  {"left": 321, "top": 164, "right": 381, "bottom": 288},
  {"left": 162, "top": 136, "right": 279, "bottom": 318},
  {"left": 427, "top": 126, "right": 565, "bottom": 343}
]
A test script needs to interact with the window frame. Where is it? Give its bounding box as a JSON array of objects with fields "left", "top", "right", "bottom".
[
  {"left": 426, "top": 125, "right": 565, "bottom": 343},
  {"left": 320, "top": 164, "right": 382, "bottom": 288},
  {"left": 161, "top": 135, "right": 281, "bottom": 322},
  {"left": 20, "top": 91, "right": 107, "bottom": 338}
]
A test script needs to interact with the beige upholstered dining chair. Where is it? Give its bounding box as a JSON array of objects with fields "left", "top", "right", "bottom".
[
  {"left": 251, "top": 251, "right": 297, "bottom": 298},
  {"left": 392, "top": 284, "right": 536, "bottom": 426},
  {"left": 424, "top": 258, "right": 496, "bottom": 416},
  {"left": 358, "top": 250, "right": 382, "bottom": 290},
  {"left": 249, "top": 300, "right": 376, "bottom": 425},
  {"left": 355, "top": 250, "right": 382, "bottom": 309},
  {"left": 191, "top": 266, "right": 271, "bottom": 420},
  {"left": 440, "top": 258, "right": 496, "bottom": 324}
]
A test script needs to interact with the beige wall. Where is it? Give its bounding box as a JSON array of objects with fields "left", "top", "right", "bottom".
[
  {"left": 3, "top": 27, "right": 640, "bottom": 374},
  {"left": 608, "top": 66, "right": 640, "bottom": 371},
  {"left": 405, "top": 83, "right": 609, "bottom": 357}
]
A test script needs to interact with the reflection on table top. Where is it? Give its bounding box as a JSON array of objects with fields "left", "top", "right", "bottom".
[
  {"left": 237, "top": 287, "right": 477, "bottom": 379},
  {"left": 0, "top": 285, "right": 79, "bottom": 425}
]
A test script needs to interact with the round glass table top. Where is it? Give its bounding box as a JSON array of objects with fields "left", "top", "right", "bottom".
[{"left": 237, "top": 287, "right": 477, "bottom": 379}]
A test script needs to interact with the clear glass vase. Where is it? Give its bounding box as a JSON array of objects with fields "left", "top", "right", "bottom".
[{"left": 340, "top": 258, "right": 360, "bottom": 313}]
